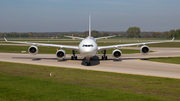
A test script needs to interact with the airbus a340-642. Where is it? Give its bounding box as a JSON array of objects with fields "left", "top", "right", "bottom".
[{"left": 4, "top": 16, "right": 174, "bottom": 66}]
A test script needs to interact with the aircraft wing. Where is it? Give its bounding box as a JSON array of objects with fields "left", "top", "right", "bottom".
[
  {"left": 95, "top": 35, "right": 116, "bottom": 40},
  {"left": 98, "top": 37, "right": 175, "bottom": 51},
  {"left": 4, "top": 38, "right": 79, "bottom": 51}
]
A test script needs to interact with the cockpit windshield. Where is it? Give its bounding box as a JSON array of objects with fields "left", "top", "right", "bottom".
[{"left": 82, "top": 44, "right": 93, "bottom": 47}]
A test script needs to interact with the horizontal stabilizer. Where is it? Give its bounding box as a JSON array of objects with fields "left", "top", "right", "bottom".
[
  {"left": 95, "top": 35, "right": 116, "bottom": 40},
  {"left": 64, "top": 36, "right": 84, "bottom": 40},
  {"left": 4, "top": 37, "right": 7, "bottom": 42}
]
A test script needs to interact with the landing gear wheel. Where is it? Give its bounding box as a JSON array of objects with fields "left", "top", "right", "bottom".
[
  {"left": 102, "top": 56, "right": 104, "bottom": 60},
  {"left": 85, "top": 62, "right": 88, "bottom": 66},
  {"left": 71, "top": 56, "right": 77, "bottom": 60},
  {"left": 85, "top": 61, "right": 91, "bottom": 66},
  {"left": 105, "top": 56, "right": 107, "bottom": 60},
  {"left": 75, "top": 56, "right": 77, "bottom": 60},
  {"left": 71, "top": 56, "right": 74, "bottom": 60},
  {"left": 102, "top": 56, "right": 108, "bottom": 60}
]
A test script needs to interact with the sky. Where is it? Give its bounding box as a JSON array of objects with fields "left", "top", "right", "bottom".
[{"left": 0, "top": 0, "right": 180, "bottom": 32}]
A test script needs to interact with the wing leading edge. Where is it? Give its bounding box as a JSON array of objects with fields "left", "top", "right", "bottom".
[
  {"left": 98, "top": 37, "right": 175, "bottom": 51},
  {"left": 4, "top": 37, "right": 79, "bottom": 51}
]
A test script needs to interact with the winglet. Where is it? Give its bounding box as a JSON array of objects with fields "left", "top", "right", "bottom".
[
  {"left": 172, "top": 37, "right": 175, "bottom": 41},
  {"left": 4, "top": 37, "right": 7, "bottom": 42}
]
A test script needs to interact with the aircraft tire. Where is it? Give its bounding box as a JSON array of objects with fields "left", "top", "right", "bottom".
[
  {"left": 71, "top": 56, "right": 74, "bottom": 60},
  {"left": 75, "top": 56, "right": 77, "bottom": 60},
  {"left": 102, "top": 56, "right": 104, "bottom": 60},
  {"left": 85, "top": 62, "right": 91, "bottom": 66},
  {"left": 105, "top": 56, "right": 107, "bottom": 60}
]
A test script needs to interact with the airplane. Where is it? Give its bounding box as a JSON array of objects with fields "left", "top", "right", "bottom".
[{"left": 4, "top": 15, "right": 175, "bottom": 66}]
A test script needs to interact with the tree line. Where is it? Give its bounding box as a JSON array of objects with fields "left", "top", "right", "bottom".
[
  {"left": 126, "top": 27, "right": 180, "bottom": 38},
  {"left": 0, "top": 28, "right": 180, "bottom": 38}
]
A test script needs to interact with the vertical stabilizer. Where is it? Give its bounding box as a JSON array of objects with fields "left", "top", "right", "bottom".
[{"left": 89, "top": 15, "right": 91, "bottom": 37}]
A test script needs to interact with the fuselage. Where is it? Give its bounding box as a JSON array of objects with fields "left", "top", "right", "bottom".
[{"left": 79, "top": 36, "right": 98, "bottom": 58}]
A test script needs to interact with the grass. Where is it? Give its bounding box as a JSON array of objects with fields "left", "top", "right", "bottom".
[
  {"left": 147, "top": 42, "right": 180, "bottom": 47},
  {"left": 147, "top": 57, "right": 180, "bottom": 65},
  {"left": 0, "top": 61, "right": 180, "bottom": 101},
  {"left": 0, "top": 45, "right": 140, "bottom": 54}
]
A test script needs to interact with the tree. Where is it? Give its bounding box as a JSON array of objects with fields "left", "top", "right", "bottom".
[
  {"left": 152, "top": 32, "right": 162, "bottom": 38},
  {"left": 102, "top": 32, "right": 109, "bottom": 36},
  {"left": 174, "top": 29, "right": 180, "bottom": 38},
  {"left": 83, "top": 30, "right": 100, "bottom": 37},
  {"left": 163, "top": 31, "right": 169, "bottom": 38},
  {"left": 83, "top": 31, "right": 89, "bottom": 37},
  {"left": 28, "top": 32, "right": 33, "bottom": 38},
  {"left": 91, "top": 30, "right": 99, "bottom": 38},
  {"left": 126, "top": 27, "right": 141, "bottom": 38},
  {"left": 168, "top": 30, "right": 175, "bottom": 38}
]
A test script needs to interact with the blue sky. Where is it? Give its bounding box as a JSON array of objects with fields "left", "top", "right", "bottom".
[{"left": 0, "top": 0, "right": 180, "bottom": 32}]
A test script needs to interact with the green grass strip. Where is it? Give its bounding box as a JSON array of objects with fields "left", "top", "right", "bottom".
[
  {"left": 0, "top": 61, "right": 180, "bottom": 101},
  {"left": 148, "top": 57, "right": 180, "bottom": 64}
]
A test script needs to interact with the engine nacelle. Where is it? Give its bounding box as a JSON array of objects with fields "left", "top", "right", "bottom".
[
  {"left": 140, "top": 45, "right": 150, "bottom": 55},
  {"left": 28, "top": 46, "right": 38, "bottom": 55},
  {"left": 112, "top": 49, "right": 122, "bottom": 59},
  {"left": 56, "top": 49, "right": 66, "bottom": 59}
]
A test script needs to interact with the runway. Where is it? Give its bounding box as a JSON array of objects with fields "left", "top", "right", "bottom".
[{"left": 0, "top": 47, "right": 180, "bottom": 79}]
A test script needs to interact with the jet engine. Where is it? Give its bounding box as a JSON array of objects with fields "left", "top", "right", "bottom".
[
  {"left": 28, "top": 46, "right": 38, "bottom": 55},
  {"left": 56, "top": 49, "right": 66, "bottom": 59},
  {"left": 112, "top": 49, "right": 122, "bottom": 59},
  {"left": 140, "top": 45, "right": 150, "bottom": 55}
]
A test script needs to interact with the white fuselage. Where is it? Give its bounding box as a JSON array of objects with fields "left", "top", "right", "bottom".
[{"left": 79, "top": 36, "right": 98, "bottom": 59}]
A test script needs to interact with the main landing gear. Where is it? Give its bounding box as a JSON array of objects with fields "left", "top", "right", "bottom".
[
  {"left": 71, "top": 50, "right": 77, "bottom": 60},
  {"left": 101, "top": 50, "right": 107, "bottom": 60}
]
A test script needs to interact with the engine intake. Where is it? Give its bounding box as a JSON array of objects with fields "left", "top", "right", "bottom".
[
  {"left": 140, "top": 45, "right": 149, "bottom": 55},
  {"left": 28, "top": 46, "right": 38, "bottom": 55},
  {"left": 56, "top": 49, "right": 66, "bottom": 59},
  {"left": 112, "top": 49, "right": 122, "bottom": 59}
]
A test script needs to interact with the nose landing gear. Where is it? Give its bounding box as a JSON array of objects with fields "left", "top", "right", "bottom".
[
  {"left": 85, "top": 61, "right": 91, "bottom": 66},
  {"left": 85, "top": 58, "right": 91, "bottom": 66}
]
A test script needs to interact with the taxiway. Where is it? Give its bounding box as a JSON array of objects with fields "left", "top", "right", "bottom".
[{"left": 0, "top": 47, "right": 180, "bottom": 79}]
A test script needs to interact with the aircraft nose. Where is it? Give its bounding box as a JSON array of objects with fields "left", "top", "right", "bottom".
[
  {"left": 82, "top": 48, "right": 91, "bottom": 54},
  {"left": 80, "top": 48, "right": 96, "bottom": 57},
  {"left": 84, "top": 48, "right": 91, "bottom": 52}
]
